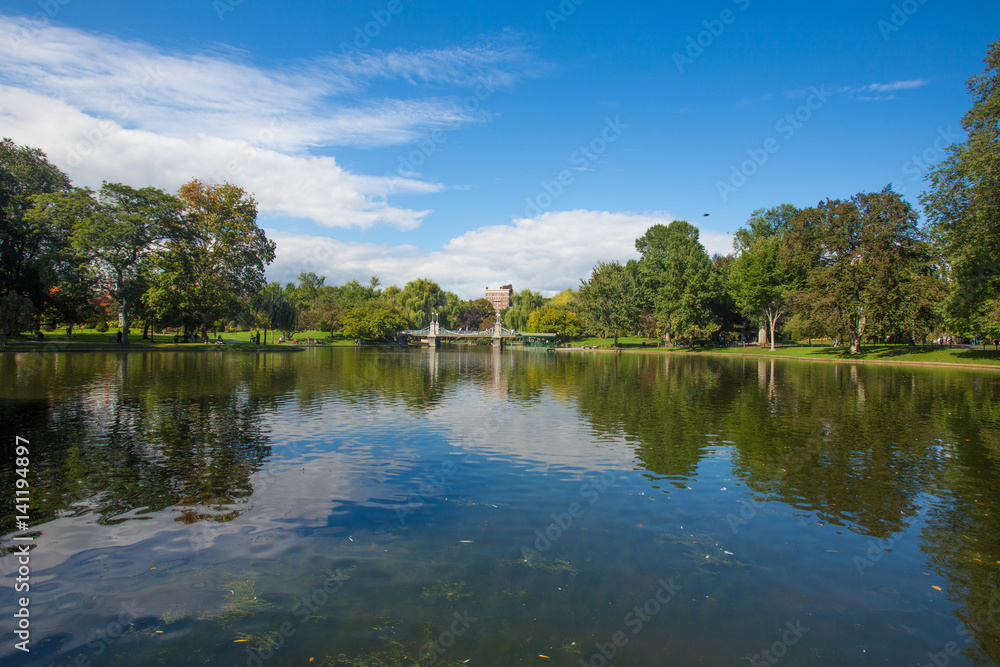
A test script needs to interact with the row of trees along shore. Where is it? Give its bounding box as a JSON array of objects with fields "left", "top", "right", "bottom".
[{"left": 1, "top": 41, "right": 998, "bottom": 350}]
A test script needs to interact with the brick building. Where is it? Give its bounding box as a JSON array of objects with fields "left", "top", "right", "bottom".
[{"left": 485, "top": 284, "right": 513, "bottom": 311}]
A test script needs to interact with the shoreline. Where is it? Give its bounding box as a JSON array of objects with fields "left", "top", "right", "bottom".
[{"left": 554, "top": 345, "right": 1000, "bottom": 370}]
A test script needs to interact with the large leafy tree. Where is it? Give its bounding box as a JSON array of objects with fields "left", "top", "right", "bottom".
[
  {"left": 147, "top": 180, "right": 276, "bottom": 338},
  {"left": 342, "top": 302, "right": 408, "bottom": 342},
  {"left": 727, "top": 206, "right": 799, "bottom": 350},
  {"left": 636, "top": 221, "right": 723, "bottom": 346},
  {"left": 577, "top": 260, "right": 643, "bottom": 347},
  {"left": 526, "top": 306, "right": 582, "bottom": 339},
  {"left": 28, "top": 183, "right": 185, "bottom": 344},
  {"left": 0, "top": 138, "right": 75, "bottom": 320},
  {"left": 786, "top": 187, "right": 937, "bottom": 353},
  {"left": 922, "top": 40, "right": 1000, "bottom": 339}
]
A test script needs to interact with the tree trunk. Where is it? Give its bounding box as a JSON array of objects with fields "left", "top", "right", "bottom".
[
  {"left": 120, "top": 270, "right": 131, "bottom": 346},
  {"left": 767, "top": 308, "right": 778, "bottom": 352}
]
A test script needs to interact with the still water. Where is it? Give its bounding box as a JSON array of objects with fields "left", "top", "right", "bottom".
[{"left": 1, "top": 347, "right": 998, "bottom": 666}]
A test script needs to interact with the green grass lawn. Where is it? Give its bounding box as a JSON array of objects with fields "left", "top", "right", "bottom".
[
  {"left": 3, "top": 328, "right": 357, "bottom": 350},
  {"left": 560, "top": 337, "right": 1000, "bottom": 367}
]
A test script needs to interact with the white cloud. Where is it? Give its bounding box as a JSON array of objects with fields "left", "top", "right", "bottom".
[
  {"left": 267, "top": 210, "right": 733, "bottom": 298},
  {"left": 0, "top": 15, "right": 538, "bottom": 229},
  {"left": 0, "top": 85, "right": 436, "bottom": 229}
]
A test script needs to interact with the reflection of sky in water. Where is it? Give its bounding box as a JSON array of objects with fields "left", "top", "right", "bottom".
[{"left": 0, "top": 349, "right": 997, "bottom": 665}]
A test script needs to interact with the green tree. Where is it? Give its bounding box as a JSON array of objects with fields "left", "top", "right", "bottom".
[
  {"left": 922, "top": 40, "right": 1000, "bottom": 339},
  {"left": 526, "top": 306, "right": 582, "bottom": 338},
  {"left": 636, "top": 221, "right": 723, "bottom": 346},
  {"left": 146, "top": 180, "right": 275, "bottom": 339},
  {"left": 342, "top": 302, "right": 408, "bottom": 342},
  {"left": 392, "top": 278, "right": 449, "bottom": 328},
  {"left": 452, "top": 298, "right": 495, "bottom": 331},
  {"left": 0, "top": 139, "right": 75, "bottom": 319},
  {"left": 786, "top": 187, "right": 936, "bottom": 353},
  {"left": 254, "top": 282, "right": 299, "bottom": 343},
  {"left": 0, "top": 290, "right": 36, "bottom": 347},
  {"left": 727, "top": 206, "right": 799, "bottom": 350},
  {"left": 28, "top": 183, "right": 185, "bottom": 345},
  {"left": 503, "top": 288, "right": 545, "bottom": 330},
  {"left": 577, "top": 260, "right": 643, "bottom": 347}
]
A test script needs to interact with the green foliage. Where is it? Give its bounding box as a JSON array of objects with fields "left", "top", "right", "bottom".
[
  {"left": 145, "top": 180, "right": 275, "bottom": 337},
  {"left": 0, "top": 138, "right": 75, "bottom": 318},
  {"left": 342, "top": 302, "right": 408, "bottom": 342},
  {"left": 785, "top": 187, "right": 939, "bottom": 353},
  {"left": 922, "top": 39, "right": 1000, "bottom": 339},
  {"left": 728, "top": 206, "right": 798, "bottom": 350},
  {"left": 577, "top": 260, "right": 643, "bottom": 346},
  {"left": 636, "top": 221, "right": 723, "bottom": 345},
  {"left": 28, "top": 182, "right": 185, "bottom": 345},
  {"left": 503, "top": 288, "right": 545, "bottom": 330},
  {"left": 254, "top": 282, "right": 299, "bottom": 342},
  {"left": 526, "top": 306, "right": 582, "bottom": 338},
  {"left": 390, "top": 278, "right": 450, "bottom": 328},
  {"left": 0, "top": 290, "right": 36, "bottom": 346},
  {"left": 452, "top": 298, "right": 494, "bottom": 331}
]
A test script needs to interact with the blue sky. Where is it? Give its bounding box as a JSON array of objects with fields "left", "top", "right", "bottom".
[{"left": 1, "top": 0, "right": 996, "bottom": 297}]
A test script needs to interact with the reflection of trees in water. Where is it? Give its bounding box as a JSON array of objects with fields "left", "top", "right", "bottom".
[
  {"left": 0, "top": 352, "right": 273, "bottom": 527},
  {"left": 567, "top": 353, "right": 727, "bottom": 484},
  {"left": 724, "top": 359, "right": 949, "bottom": 538},
  {"left": 917, "top": 376, "right": 1000, "bottom": 665}
]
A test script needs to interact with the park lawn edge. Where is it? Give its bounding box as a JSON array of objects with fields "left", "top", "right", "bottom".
[{"left": 556, "top": 342, "right": 1000, "bottom": 370}]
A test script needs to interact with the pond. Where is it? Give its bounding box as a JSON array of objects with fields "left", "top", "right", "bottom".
[{"left": 1, "top": 347, "right": 999, "bottom": 666}]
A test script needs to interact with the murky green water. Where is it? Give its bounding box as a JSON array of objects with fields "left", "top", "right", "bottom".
[{"left": 1, "top": 348, "right": 999, "bottom": 666}]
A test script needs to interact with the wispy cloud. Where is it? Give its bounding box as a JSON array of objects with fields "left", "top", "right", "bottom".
[
  {"left": 836, "top": 79, "right": 929, "bottom": 101},
  {"left": 0, "top": 15, "right": 540, "bottom": 229}
]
